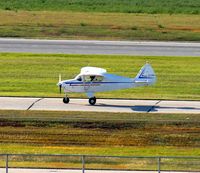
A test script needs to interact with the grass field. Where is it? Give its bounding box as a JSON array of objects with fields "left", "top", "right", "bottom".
[
  {"left": 0, "top": 11, "right": 200, "bottom": 41},
  {"left": 0, "top": 0, "right": 200, "bottom": 14},
  {"left": 0, "top": 53, "right": 200, "bottom": 100},
  {"left": 0, "top": 110, "right": 199, "bottom": 170},
  {"left": 0, "top": 110, "right": 200, "bottom": 148}
]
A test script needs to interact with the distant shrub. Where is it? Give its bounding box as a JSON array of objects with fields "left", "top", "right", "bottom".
[
  {"left": 4, "top": 7, "right": 11, "bottom": 11},
  {"left": 126, "top": 10, "right": 134, "bottom": 13},
  {"left": 131, "top": 26, "right": 138, "bottom": 30},
  {"left": 158, "top": 24, "right": 164, "bottom": 29},
  {"left": 149, "top": 10, "right": 157, "bottom": 14},
  {"left": 80, "top": 23, "right": 87, "bottom": 27}
]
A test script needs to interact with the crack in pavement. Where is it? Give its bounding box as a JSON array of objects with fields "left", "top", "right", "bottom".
[
  {"left": 27, "top": 98, "right": 43, "bottom": 110},
  {"left": 147, "top": 100, "right": 161, "bottom": 113}
]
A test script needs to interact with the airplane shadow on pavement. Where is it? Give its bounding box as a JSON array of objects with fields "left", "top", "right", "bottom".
[{"left": 96, "top": 104, "right": 200, "bottom": 112}]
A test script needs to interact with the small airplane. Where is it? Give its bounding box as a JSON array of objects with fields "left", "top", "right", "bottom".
[{"left": 57, "top": 63, "right": 156, "bottom": 105}]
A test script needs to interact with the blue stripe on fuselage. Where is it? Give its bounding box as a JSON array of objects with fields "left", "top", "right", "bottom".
[{"left": 64, "top": 81, "right": 133, "bottom": 86}]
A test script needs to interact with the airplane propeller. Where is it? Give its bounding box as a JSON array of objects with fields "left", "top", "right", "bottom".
[
  {"left": 59, "top": 84, "right": 62, "bottom": 94},
  {"left": 59, "top": 74, "right": 61, "bottom": 82},
  {"left": 58, "top": 74, "right": 62, "bottom": 94}
]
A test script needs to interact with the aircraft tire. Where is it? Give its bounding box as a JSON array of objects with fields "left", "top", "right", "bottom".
[
  {"left": 63, "top": 97, "right": 70, "bottom": 104},
  {"left": 89, "top": 97, "right": 96, "bottom": 105}
]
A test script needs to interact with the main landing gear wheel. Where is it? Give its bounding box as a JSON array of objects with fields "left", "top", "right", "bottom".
[
  {"left": 89, "top": 97, "right": 96, "bottom": 105},
  {"left": 63, "top": 97, "right": 70, "bottom": 104}
]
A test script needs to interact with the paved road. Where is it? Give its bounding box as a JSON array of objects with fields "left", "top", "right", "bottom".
[
  {"left": 0, "top": 169, "right": 199, "bottom": 173},
  {"left": 0, "top": 38, "right": 200, "bottom": 56},
  {"left": 0, "top": 97, "right": 200, "bottom": 113}
]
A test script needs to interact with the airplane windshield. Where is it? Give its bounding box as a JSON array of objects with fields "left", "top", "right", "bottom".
[{"left": 76, "top": 76, "right": 82, "bottom": 81}]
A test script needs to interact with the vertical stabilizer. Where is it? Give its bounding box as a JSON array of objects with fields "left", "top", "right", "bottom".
[{"left": 134, "top": 63, "right": 156, "bottom": 85}]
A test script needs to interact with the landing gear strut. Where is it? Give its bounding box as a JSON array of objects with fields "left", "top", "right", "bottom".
[
  {"left": 89, "top": 97, "right": 96, "bottom": 105},
  {"left": 63, "top": 97, "right": 70, "bottom": 104}
]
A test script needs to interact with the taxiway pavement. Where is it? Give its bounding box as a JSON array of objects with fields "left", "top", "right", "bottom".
[
  {"left": 0, "top": 97, "right": 200, "bottom": 114},
  {"left": 0, "top": 38, "right": 200, "bottom": 56}
]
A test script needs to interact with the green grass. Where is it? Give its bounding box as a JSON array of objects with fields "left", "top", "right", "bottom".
[
  {"left": 0, "top": 53, "right": 200, "bottom": 100},
  {"left": 2, "top": 143, "right": 200, "bottom": 156},
  {"left": 0, "top": 0, "right": 200, "bottom": 14},
  {"left": 0, "top": 149, "right": 199, "bottom": 171},
  {"left": 0, "top": 152, "right": 199, "bottom": 171},
  {"left": 0, "top": 11, "right": 200, "bottom": 41},
  {"left": 0, "top": 110, "right": 199, "bottom": 170}
]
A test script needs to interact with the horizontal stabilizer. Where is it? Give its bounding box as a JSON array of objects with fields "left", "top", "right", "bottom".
[{"left": 134, "top": 79, "right": 149, "bottom": 83}]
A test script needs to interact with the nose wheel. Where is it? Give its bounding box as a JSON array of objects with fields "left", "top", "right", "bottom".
[
  {"left": 89, "top": 97, "right": 96, "bottom": 105},
  {"left": 63, "top": 97, "right": 70, "bottom": 104}
]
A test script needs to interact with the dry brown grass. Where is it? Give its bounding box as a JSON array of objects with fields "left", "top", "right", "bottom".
[
  {"left": 0, "top": 110, "right": 199, "bottom": 147},
  {"left": 0, "top": 11, "right": 199, "bottom": 29},
  {"left": 0, "top": 10, "right": 199, "bottom": 40}
]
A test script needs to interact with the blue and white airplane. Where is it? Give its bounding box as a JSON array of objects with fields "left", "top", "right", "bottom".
[{"left": 57, "top": 63, "right": 156, "bottom": 105}]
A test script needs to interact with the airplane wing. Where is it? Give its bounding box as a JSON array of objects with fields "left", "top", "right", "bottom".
[
  {"left": 78, "top": 67, "right": 106, "bottom": 82},
  {"left": 80, "top": 67, "right": 106, "bottom": 76}
]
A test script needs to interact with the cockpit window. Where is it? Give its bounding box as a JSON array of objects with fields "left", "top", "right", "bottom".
[
  {"left": 84, "top": 76, "right": 91, "bottom": 82},
  {"left": 84, "top": 75, "right": 103, "bottom": 82},
  {"left": 90, "top": 76, "right": 95, "bottom": 81},
  {"left": 76, "top": 76, "right": 82, "bottom": 81},
  {"left": 93, "top": 76, "right": 103, "bottom": 82}
]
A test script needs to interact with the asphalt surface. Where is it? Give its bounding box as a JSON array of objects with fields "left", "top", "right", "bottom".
[
  {"left": 0, "top": 38, "right": 200, "bottom": 56},
  {"left": 0, "top": 169, "right": 199, "bottom": 173},
  {"left": 0, "top": 97, "right": 200, "bottom": 113}
]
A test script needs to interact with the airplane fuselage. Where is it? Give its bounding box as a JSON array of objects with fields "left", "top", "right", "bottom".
[{"left": 62, "top": 73, "right": 136, "bottom": 93}]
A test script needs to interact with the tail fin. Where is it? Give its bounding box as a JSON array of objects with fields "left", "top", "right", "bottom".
[{"left": 134, "top": 63, "right": 156, "bottom": 85}]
